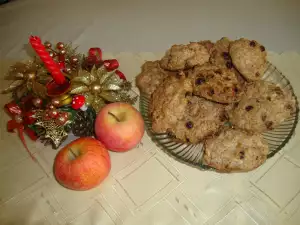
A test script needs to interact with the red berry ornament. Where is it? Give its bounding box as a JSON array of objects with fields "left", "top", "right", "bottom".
[
  {"left": 51, "top": 99, "right": 61, "bottom": 107},
  {"left": 72, "top": 95, "right": 87, "bottom": 111},
  {"left": 43, "top": 112, "right": 51, "bottom": 120},
  {"left": 56, "top": 42, "right": 65, "bottom": 50},
  {"left": 56, "top": 114, "right": 68, "bottom": 125},
  {"left": 32, "top": 98, "right": 43, "bottom": 108},
  {"left": 103, "top": 59, "right": 119, "bottom": 71},
  {"left": 47, "top": 104, "right": 55, "bottom": 110},
  {"left": 59, "top": 111, "right": 69, "bottom": 119},
  {"left": 49, "top": 109, "right": 59, "bottom": 118},
  {"left": 115, "top": 70, "right": 126, "bottom": 80},
  {"left": 88, "top": 48, "right": 102, "bottom": 62}
]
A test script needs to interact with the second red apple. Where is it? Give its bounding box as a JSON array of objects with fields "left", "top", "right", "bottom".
[{"left": 95, "top": 102, "right": 144, "bottom": 152}]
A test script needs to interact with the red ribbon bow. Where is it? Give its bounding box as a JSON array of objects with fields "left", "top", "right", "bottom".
[
  {"left": 87, "top": 48, "right": 126, "bottom": 80},
  {"left": 88, "top": 48, "right": 103, "bottom": 64},
  {"left": 5, "top": 101, "right": 38, "bottom": 161}
]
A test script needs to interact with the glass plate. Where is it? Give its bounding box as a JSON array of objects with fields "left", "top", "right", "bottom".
[{"left": 140, "top": 62, "right": 299, "bottom": 170}]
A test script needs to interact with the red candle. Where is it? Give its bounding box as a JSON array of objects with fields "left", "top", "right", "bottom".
[{"left": 29, "top": 36, "right": 66, "bottom": 85}]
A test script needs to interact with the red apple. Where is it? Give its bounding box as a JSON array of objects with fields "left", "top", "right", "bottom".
[
  {"left": 54, "top": 137, "right": 111, "bottom": 191},
  {"left": 95, "top": 102, "right": 144, "bottom": 152}
]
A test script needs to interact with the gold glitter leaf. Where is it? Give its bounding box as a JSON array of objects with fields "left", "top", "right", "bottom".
[
  {"left": 13, "top": 85, "right": 28, "bottom": 100},
  {"left": 104, "top": 75, "right": 123, "bottom": 87},
  {"left": 9, "top": 61, "right": 37, "bottom": 78},
  {"left": 69, "top": 83, "right": 89, "bottom": 94},
  {"left": 102, "top": 83, "right": 122, "bottom": 91},
  {"left": 91, "top": 97, "right": 106, "bottom": 112},
  {"left": 96, "top": 67, "right": 107, "bottom": 80},
  {"left": 12, "top": 72, "right": 25, "bottom": 80},
  {"left": 1, "top": 80, "right": 24, "bottom": 93},
  {"left": 83, "top": 92, "right": 95, "bottom": 106},
  {"left": 100, "top": 91, "right": 122, "bottom": 102},
  {"left": 69, "top": 65, "right": 136, "bottom": 113},
  {"left": 72, "top": 71, "right": 92, "bottom": 85},
  {"left": 98, "top": 71, "right": 113, "bottom": 84},
  {"left": 31, "top": 81, "right": 47, "bottom": 99},
  {"left": 121, "top": 92, "right": 138, "bottom": 104},
  {"left": 89, "top": 66, "right": 98, "bottom": 84}
]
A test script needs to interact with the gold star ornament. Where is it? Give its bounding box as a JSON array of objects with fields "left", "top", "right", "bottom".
[
  {"left": 34, "top": 110, "right": 71, "bottom": 149},
  {"left": 1, "top": 61, "right": 51, "bottom": 99},
  {"left": 69, "top": 66, "right": 137, "bottom": 112}
]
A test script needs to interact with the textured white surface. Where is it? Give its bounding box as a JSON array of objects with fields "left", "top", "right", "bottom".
[
  {"left": 0, "top": 51, "right": 299, "bottom": 225},
  {"left": 0, "top": 0, "right": 300, "bottom": 60},
  {"left": 0, "top": 1, "right": 300, "bottom": 224}
]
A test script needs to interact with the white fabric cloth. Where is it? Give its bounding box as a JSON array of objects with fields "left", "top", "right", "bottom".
[
  {"left": 0, "top": 1, "right": 300, "bottom": 224},
  {"left": 0, "top": 0, "right": 300, "bottom": 60},
  {"left": 0, "top": 52, "right": 299, "bottom": 225}
]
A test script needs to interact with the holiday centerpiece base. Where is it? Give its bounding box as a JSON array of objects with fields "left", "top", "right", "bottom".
[{"left": 1, "top": 36, "right": 138, "bottom": 152}]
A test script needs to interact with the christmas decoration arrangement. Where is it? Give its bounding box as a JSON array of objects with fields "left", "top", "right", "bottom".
[{"left": 2, "top": 36, "right": 138, "bottom": 161}]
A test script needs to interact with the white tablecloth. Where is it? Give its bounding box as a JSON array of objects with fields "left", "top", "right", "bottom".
[
  {"left": 0, "top": 51, "right": 300, "bottom": 225},
  {"left": 1, "top": 1, "right": 300, "bottom": 224},
  {"left": 0, "top": 0, "right": 300, "bottom": 60}
]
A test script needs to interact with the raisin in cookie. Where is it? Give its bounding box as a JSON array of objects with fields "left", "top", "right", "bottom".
[
  {"left": 136, "top": 61, "right": 170, "bottom": 95},
  {"left": 189, "top": 65, "right": 244, "bottom": 103},
  {"left": 210, "top": 37, "right": 232, "bottom": 67},
  {"left": 203, "top": 129, "right": 269, "bottom": 172},
  {"left": 174, "top": 96, "right": 226, "bottom": 143},
  {"left": 210, "top": 37, "right": 246, "bottom": 84},
  {"left": 149, "top": 75, "right": 193, "bottom": 133},
  {"left": 229, "top": 81, "right": 296, "bottom": 132},
  {"left": 160, "top": 42, "right": 210, "bottom": 71},
  {"left": 229, "top": 38, "right": 267, "bottom": 81}
]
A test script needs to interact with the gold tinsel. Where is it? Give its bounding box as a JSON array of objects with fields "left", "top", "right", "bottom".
[
  {"left": 69, "top": 65, "right": 136, "bottom": 112},
  {"left": 34, "top": 110, "right": 71, "bottom": 149},
  {"left": 64, "top": 43, "right": 85, "bottom": 66},
  {"left": 44, "top": 42, "right": 85, "bottom": 76},
  {"left": 1, "top": 60, "right": 50, "bottom": 99}
]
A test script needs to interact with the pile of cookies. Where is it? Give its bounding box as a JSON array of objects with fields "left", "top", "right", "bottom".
[{"left": 136, "top": 38, "right": 297, "bottom": 172}]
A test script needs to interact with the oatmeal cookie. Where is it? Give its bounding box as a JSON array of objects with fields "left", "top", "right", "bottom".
[
  {"left": 199, "top": 40, "right": 215, "bottom": 55},
  {"left": 160, "top": 42, "right": 210, "bottom": 71},
  {"left": 189, "top": 65, "right": 244, "bottom": 103},
  {"left": 149, "top": 74, "right": 193, "bottom": 133},
  {"left": 174, "top": 96, "right": 226, "bottom": 143},
  {"left": 229, "top": 81, "right": 296, "bottom": 132},
  {"left": 210, "top": 37, "right": 232, "bottom": 67},
  {"left": 136, "top": 61, "right": 170, "bottom": 95},
  {"left": 203, "top": 129, "right": 269, "bottom": 172},
  {"left": 210, "top": 37, "right": 246, "bottom": 85},
  {"left": 229, "top": 38, "right": 267, "bottom": 81}
]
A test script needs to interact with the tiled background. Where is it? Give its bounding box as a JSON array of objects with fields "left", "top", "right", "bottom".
[{"left": 0, "top": 52, "right": 299, "bottom": 225}]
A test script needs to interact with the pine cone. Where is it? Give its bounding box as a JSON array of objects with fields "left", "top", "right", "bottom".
[{"left": 72, "top": 107, "right": 96, "bottom": 137}]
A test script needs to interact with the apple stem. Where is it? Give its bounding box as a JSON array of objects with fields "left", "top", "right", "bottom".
[
  {"left": 108, "top": 111, "right": 120, "bottom": 122},
  {"left": 69, "top": 148, "right": 78, "bottom": 160}
]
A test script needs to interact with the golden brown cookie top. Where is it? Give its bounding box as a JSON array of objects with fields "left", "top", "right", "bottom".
[
  {"left": 188, "top": 65, "right": 244, "bottom": 103},
  {"left": 229, "top": 38, "right": 267, "bottom": 81},
  {"left": 149, "top": 74, "right": 193, "bottom": 133},
  {"left": 210, "top": 37, "right": 232, "bottom": 67},
  {"left": 160, "top": 42, "right": 210, "bottom": 71},
  {"left": 229, "top": 81, "right": 296, "bottom": 132},
  {"left": 136, "top": 61, "right": 170, "bottom": 95},
  {"left": 203, "top": 129, "right": 269, "bottom": 172},
  {"left": 174, "top": 96, "right": 226, "bottom": 143}
]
